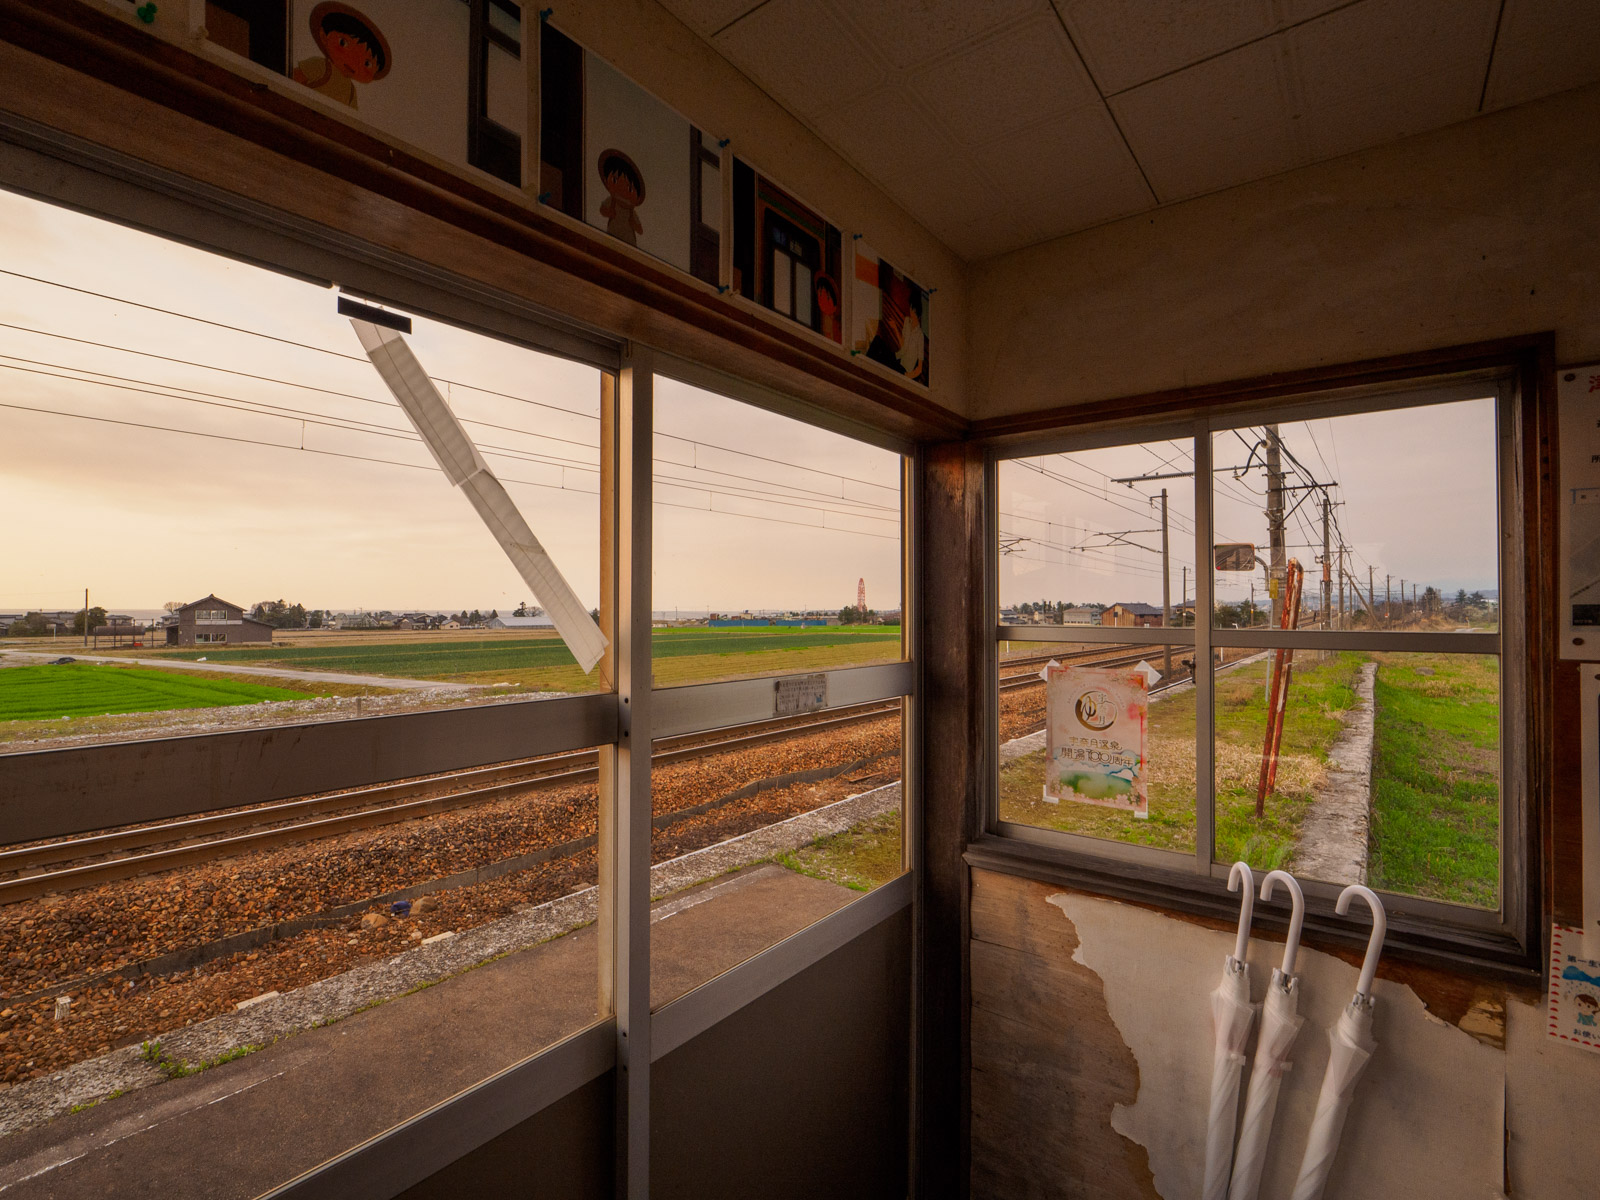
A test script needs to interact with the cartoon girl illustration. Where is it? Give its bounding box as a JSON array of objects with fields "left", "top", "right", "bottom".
[
  {"left": 1576, "top": 993, "right": 1600, "bottom": 1028},
  {"left": 865, "top": 268, "right": 927, "bottom": 383},
  {"left": 292, "top": 3, "right": 392, "bottom": 110},
  {"left": 597, "top": 150, "right": 646, "bottom": 247}
]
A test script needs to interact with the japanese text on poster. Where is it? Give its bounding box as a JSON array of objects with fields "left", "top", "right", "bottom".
[{"left": 1044, "top": 665, "right": 1148, "bottom": 818}]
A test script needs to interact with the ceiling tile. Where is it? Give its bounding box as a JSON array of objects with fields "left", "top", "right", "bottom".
[
  {"left": 1483, "top": 0, "right": 1600, "bottom": 111},
  {"left": 808, "top": 84, "right": 963, "bottom": 189},
  {"left": 1109, "top": 37, "right": 1308, "bottom": 202},
  {"left": 1053, "top": 0, "right": 1345, "bottom": 95},
  {"left": 1289, "top": 0, "right": 1499, "bottom": 160},
  {"left": 905, "top": 13, "right": 1100, "bottom": 145},
  {"left": 969, "top": 106, "right": 1156, "bottom": 241},
  {"left": 836, "top": 0, "right": 1044, "bottom": 72},
  {"left": 712, "top": 0, "right": 886, "bottom": 120},
  {"left": 655, "top": 0, "right": 768, "bottom": 39},
  {"left": 878, "top": 159, "right": 1011, "bottom": 251}
]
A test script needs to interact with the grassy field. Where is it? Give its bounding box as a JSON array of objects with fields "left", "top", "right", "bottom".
[
  {"left": 1367, "top": 653, "right": 1500, "bottom": 907},
  {"left": 778, "top": 809, "right": 904, "bottom": 892},
  {"left": 999, "top": 653, "right": 1365, "bottom": 868},
  {"left": 150, "top": 625, "right": 902, "bottom": 690},
  {"left": 0, "top": 663, "right": 314, "bottom": 721}
]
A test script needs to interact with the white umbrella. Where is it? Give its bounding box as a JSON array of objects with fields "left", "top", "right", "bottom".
[
  {"left": 1289, "top": 884, "right": 1387, "bottom": 1200},
  {"left": 1203, "top": 862, "right": 1260, "bottom": 1200},
  {"left": 1227, "top": 870, "right": 1307, "bottom": 1200}
]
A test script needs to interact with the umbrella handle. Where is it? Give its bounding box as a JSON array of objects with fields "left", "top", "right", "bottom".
[
  {"left": 1337, "top": 884, "right": 1387, "bottom": 998},
  {"left": 1260, "top": 870, "right": 1305, "bottom": 976},
  {"left": 1228, "top": 861, "right": 1255, "bottom": 963}
]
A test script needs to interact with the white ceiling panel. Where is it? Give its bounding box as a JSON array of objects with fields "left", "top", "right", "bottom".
[
  {"left": 1110, "top": 37, "right": 1307, "bottom": 203},
  {"left": 971, "top": 106, "right": 1155, "bottom": 241},
  {"left": 1483, "top": 0, "right": 1600, "bottom": 111},
  {"left": 1289, "top": 0, "right": 1499, "bottom": 161},
  {"left": 906, "top": 13, "right": 1100, "bottom": 145},
  {"left": 1053, "top": 0, "right": 1346, "bottom": 95},
  {"left": 712, "top": 0, "right": 887, "bottom": 120},
  {"left": 837, "top": 0, "right": 1043, "bottom": 72},
  {"left": 809, "top": 84, "right": 963, "bottom": 186},
  {"left": 655, "top": 0, "right": 767, "bottom": 39},
  {"left": 668, "top": 0, "right": 1591, "bottom": 260}
]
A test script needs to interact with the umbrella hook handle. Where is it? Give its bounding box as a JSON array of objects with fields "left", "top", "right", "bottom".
[
  {"left": 1227, "top": 861, "right": 1255, "bottom": 963},
  {"left": 1259, "top": 870, "right": 1305, "bottom": 976},
  {"left": 1337, "top": 884, "right": 1387, "bottom": 999}
]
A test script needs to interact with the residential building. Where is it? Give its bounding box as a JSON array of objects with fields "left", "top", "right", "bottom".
[{"left": 164, "top": 594, "right": 274, "bottom": 647}]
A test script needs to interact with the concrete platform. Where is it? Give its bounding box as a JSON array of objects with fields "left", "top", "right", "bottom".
[{"left": 0, "top": 866, "right": 858, "bottom": 1199}]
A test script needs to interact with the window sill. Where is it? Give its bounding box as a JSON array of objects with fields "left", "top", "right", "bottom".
[{"left": 964, "top": 834, "right": 1541, "bottom": 986}]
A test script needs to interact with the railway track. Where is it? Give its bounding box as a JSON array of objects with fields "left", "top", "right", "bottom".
[{"left": 1, "top": 643, "right": 1154, "bottom": 903}]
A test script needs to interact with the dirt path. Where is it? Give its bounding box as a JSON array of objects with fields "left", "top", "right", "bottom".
[{"left": 1291, "top": 660, "right": 1376, "bottom": 884}]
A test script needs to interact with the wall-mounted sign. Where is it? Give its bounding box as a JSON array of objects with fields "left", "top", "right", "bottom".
[
  {"left": 733, "top": 160, "right": 843, "bottom": 343},
  {"left": 1559, "top": 363, "right": 1600, "bottom": 659},
  {"left": 852, "top": 242, "right": 929, "bottom": 387},
  {"left": 1044, "top": 665, "right": 1148, "bottom": 818},
  {"left": 775, "top": 672, "right": 828, "bottom": 716},
  {"left": 1214, "top": 543, "right": 1257, "bottom": 572},
  {"left": 1547, "top": 924, "right": 1600, "bottom": 1054}
]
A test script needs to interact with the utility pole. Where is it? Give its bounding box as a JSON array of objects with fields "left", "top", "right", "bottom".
[
  {"left": 1368, "top": 566, "right": 1375, "bottom": 629},
  {"left": 1266, "top": 425, "right": 1285, "bottom": 628},
  {"left": 1321, "top": 496, "right": 1332, "bottom": 631},
  {"left": 1385, "top": 574, "right": 1392, "bottom": 627},
  {"left": 1181, "top": 565, "right": 1188, "bottom": 627},
  {"left": 83, "top": 586, "right": 88, "bottom": 648},
  {"left": 1338, "top": 544, "right": 1347, "bottom": 628},
  {"left": 1399, "top": 578, "right": 1406, "bottom": 624},
  {"left": 1159, "top": 487, "right": 1172, "bottom": 680}
]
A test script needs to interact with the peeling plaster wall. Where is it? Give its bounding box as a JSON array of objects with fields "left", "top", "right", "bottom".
[
  {"left": 972, "top": 869, "right": 1599, "bottom": 1200},
  {"left": 965, "top": 82, "right": 1600, "bottom": 420}
]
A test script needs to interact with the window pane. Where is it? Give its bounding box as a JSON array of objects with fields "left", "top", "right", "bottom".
[
  {"left": 1212, "top": 649, "right": 1500, "bottom": 909},
  {"left": 486, "top": 42, "right": 527, "bottom": 137},
  {"left": 1210, "top": 402, "right": 1499, "bottom": 632},
  {"left": 999, "top": 441, "right": 1195, "bottom": 626},
  {"left": 651, "top": 699, "right": 904, "bottom": 1010},
  {"left": 651, "top": 377, "right": 903, "bottom": 686},
  {"left": 997, "top": 642, "right": 1197, "bottom": 857},
  {"left": 0, "top": 186, "right": 605, "bottom": 1190},
  {"left": 0, "top": 188, "right": 605, "bottom": 757}
]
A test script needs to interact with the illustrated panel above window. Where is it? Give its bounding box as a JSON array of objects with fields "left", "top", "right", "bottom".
[{"left": 539, "top": 23, "right": 720, "bottom": 288}]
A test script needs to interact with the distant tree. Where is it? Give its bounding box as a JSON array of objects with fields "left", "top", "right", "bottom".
[
  {"left": 163, "top": 601, "right": 182, "bottom": 615},
  {"left": 1455, "top": 588, "right": 1468, "bottom": 607},
  {"left": 514, "top": 602, "right": 528, "bottom": 617},
  {"left": 71, "top": 606, "right": 108, "bottom": 635},
  {"left": 7, "top": 612, "right": 50, "bottom": 636},
  {"left": 250, "top": 599, "right": 309, "bottom": 629},
  {"left": 489, "top": 609, "right": 498, "bottom": 620},
  {"left": 469, "top": 609, "right": 483, "bottom": 625},
  {"left": 1469, "top": 591, "right": 1485, "bottom": 606},
  {"left": 589, "top": 608, "right": 600, "bottom": 622}
]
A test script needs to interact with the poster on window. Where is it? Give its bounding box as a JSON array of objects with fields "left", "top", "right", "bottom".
[
  {"left": 732, "top": 160, "right": 843, "bottom": 343},
  {"left": 852, "top": 242, "right": 929, "bottom": 386},
  {"left": 539, "top": 24, "right": 719, "bottom": 286},
  {"left": 1547, "top": 925, "right": 1600, "bottom": 1054},
  {"left": 1044, "top": 664, "right": 1148, "bottom": 818}
]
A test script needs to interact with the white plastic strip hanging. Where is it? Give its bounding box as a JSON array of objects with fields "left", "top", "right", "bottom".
[{"left": 350, "top": 318, "right": 609, "bottom": 673}]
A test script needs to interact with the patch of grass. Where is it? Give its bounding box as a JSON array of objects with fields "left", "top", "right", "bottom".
[
  {"left": 0, "top": 663, "right": 312, "bottom": 721},
  {"left": 998, "top": 652, "right": 1366, "bottom": 868},
  {"left": 1367, "top": 654, "right": 1500, "bottom": 906},
  {"left": 778, "top": 810, "right": 903, "bottom": 892},
  {"left": 139, "top": 1039, "right": 260, "bottom": 1079}
]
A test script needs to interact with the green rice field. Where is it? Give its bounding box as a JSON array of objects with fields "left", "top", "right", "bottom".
[
  {"left": 154, "top": 625, "right": 903, "bottom": 689},
  {"left": 0, "top": 663, "right": 310, "bottom": 722}
]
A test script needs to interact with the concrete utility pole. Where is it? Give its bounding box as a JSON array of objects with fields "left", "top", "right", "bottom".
[
  {"left": 1321, "top": 496, "right": 1332, "bottom": 631},
  {"left": 1369, "top": 566, "right": 1376, "bottom": 628},
  {"left": 1181, "top": 565, "right": 1188, "bottom": 627},
  {"left": 82, "top": 587, "right": 88, "bottom": 648},
  {"left": 1386, "top": 574, "right": 1392, "bottom": 626},
  {"left": 1266, "top": 425, "right": 1285, "bottom": 628},
  {"left": 1338, "top": 544, "right": 1348, "bottom": 627},
  {"left": 1159, "top": 487, "right": 1172, "bottom": 680},
  {"left": 1400, "top": 578, "right": 1406, "bottom": 624}
]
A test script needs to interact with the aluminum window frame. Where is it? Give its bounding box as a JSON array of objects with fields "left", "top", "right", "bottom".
[
  {"left": 0, "top": 125, "right": 919, "bottom": 1199},
  {"left": 982, "top": 370, "right": 1536, "bottom": 971}
]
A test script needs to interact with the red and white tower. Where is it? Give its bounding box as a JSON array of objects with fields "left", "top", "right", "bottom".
[{"left": 857, "top": 577, "right": 867, "bottom": 611}]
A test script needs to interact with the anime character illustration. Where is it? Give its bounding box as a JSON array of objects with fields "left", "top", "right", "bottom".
[
  {"left": 815, "top": 274, "right": 840, "bottom": 342},
  {"left": 1576, "top": 993, "right": 1600, "bottom": 1027},
  {"left": 292, "top": 3, "right": 392, "bottom": 110},
  {"left": 865, "top": 265, "right": 928, "bottom": 384},
  {"left": 597, "top": 149, "right": 646, "bottom": 247}
]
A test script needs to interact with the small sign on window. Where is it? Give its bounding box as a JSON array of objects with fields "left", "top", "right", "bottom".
[
  {"left": 1215, "top": 543, "right": 1257, "bottom": 572},
  {"left": 775, "top": 672, "right": 828, "bottom": 716}
]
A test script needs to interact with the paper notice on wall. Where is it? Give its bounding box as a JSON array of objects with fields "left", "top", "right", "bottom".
[
  {"left": 1044, "top": 664, "right": 1149, "bottom": 818},
  {"left": 350, "top": 318, "right": 608, "bottom": 674},
  {"left": 1557, "top": 363, "right": 1600, "bottom": 659},
  {"left": 1547, "top": 924, "right": 1600, "bottom": 1054}
]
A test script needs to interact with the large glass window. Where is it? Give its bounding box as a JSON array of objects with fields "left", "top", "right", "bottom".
[{"left": 992, "top": 383, "right": 1518, "bottom": 945}]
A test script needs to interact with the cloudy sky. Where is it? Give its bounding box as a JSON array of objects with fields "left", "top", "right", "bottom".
[
  {"left": 0, "top": 188, "right": 903, "bottom": 618},
  {"left": 999, "top": 398, "right": 1501, "bottom": 613}
]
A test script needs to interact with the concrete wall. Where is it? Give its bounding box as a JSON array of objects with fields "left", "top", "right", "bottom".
[
  {"left": 971, "top": 869, "right": 1600, "bottom": 1200},
  {"left": 966, "top": 82, "right": 1600, "bottom": 420}
]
